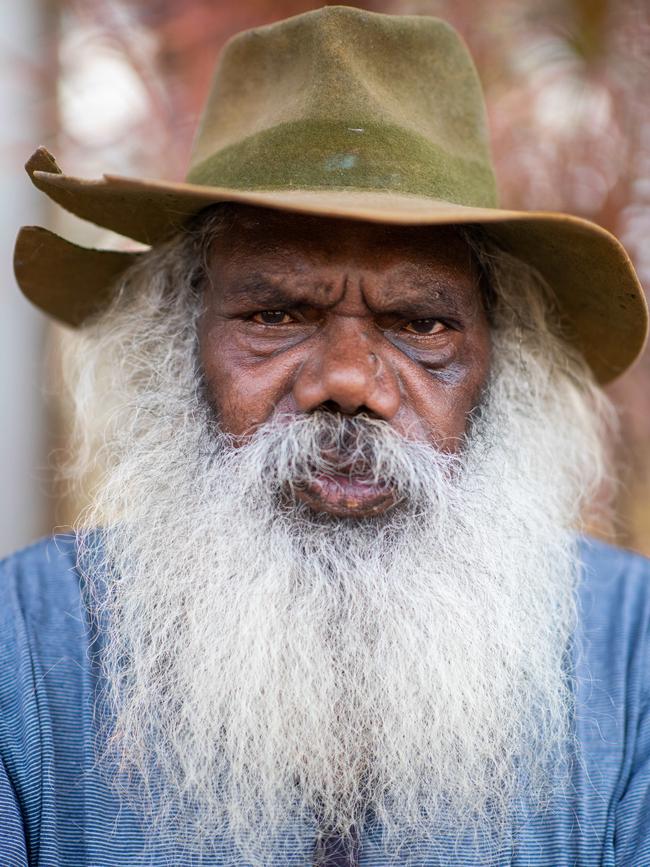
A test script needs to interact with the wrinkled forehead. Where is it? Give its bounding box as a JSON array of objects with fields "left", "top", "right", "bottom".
[{"left": 203, "top": 203, "right": 489, "bottom": 310}]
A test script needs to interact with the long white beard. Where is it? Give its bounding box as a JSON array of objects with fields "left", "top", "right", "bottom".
[{"left": 67, "top": 232, "right": 612, "bottom": 864}]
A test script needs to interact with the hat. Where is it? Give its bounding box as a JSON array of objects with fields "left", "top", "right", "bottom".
[{"left": 13, "top": 5, "right": 647, "bottom": 384}]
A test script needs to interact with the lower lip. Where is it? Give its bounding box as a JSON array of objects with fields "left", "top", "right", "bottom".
[{"left": 294, "top": 473, "right": 397, "bottom": 517}]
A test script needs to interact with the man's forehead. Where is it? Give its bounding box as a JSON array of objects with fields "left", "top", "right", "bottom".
[{"left": 205, "top": 204, "right": 481, "bottom": 293}]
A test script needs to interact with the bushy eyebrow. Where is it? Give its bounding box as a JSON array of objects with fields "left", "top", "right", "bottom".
[
  {"left": 376, "top": 276, "right": 473, "bottom": 318},
  {"left": 217, "top": 273, "right": 339, "bottom": 309}
]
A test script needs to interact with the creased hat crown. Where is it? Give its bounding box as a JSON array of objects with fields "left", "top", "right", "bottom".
[{"left": 187, "top": 5, "right": 498, "bottom": 207}]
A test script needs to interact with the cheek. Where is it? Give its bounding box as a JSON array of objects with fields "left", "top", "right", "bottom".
[
  {"left": 395, "top": 331, "right": 492, "bottom": 450},
  {"left": 198, "top": 319, "right": 297, "bottom": 436}
]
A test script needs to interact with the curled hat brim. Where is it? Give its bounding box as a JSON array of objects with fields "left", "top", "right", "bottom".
[{"left": 14, "top": 147, "right": 648, "bottom": 384}]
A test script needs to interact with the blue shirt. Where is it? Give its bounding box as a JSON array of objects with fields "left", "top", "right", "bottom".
[{"left": 1, "top": 534, "right": 650, "bottom": 866}]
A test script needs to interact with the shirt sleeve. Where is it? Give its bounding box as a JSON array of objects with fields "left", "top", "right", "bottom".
[
  {"left": 0, "top": 550, "right": 43, "bottom": 866},
  {"left": 0, "top": 752, "right": 28, "bottom": 867},
  {"left": 613, "top": 701, "right": 650, "bottom": 864},
  {"left": 613, "top": 556, "right": 650, "bottom": 866}
]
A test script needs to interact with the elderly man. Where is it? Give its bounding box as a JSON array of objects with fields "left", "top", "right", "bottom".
[{"left": 3, "top": 6, "right": 650, "bottom": 866}]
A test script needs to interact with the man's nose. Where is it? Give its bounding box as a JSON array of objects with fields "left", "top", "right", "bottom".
[{"left": 292, "top": 318, "right": 401, "bottom": 419}]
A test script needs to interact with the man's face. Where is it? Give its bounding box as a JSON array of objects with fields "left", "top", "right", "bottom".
[{"left": 198, "top": 208, "right": 492, "bottom": 518}]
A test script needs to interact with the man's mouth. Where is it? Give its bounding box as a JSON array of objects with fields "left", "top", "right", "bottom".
[{"left": 293, "top": 466, "right": 398, "bottom": 518}]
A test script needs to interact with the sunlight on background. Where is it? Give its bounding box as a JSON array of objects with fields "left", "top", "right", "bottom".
[{"left": 59, "top": 27, "right": 150, "bottom": 149}]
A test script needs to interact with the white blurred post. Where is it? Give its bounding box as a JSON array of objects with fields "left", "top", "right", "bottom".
[{"left": 0, "top": 0, "right": 50, "bottom": 556}]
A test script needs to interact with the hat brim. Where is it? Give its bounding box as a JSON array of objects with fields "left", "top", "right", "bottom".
[{"left": 14, "top": 148, "right": 648, "bottom": 384}]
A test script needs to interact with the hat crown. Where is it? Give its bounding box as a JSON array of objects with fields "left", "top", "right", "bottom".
[{"left": 187, "top": 5, "right": 498, "bottom": 208}]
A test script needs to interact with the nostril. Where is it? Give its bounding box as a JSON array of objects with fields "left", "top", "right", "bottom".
[
  {"left": 318, "top": 400, "right": 343, "bottom": 414},
  {"left": 316, "top": 400, "right": 379, "bottom": 418}
]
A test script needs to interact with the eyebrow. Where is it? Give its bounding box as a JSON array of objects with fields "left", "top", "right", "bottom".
[
  {"left": 218, "top": 273, "right": 338, "bottom": 308},
  {"left": 378, "top": 276, "right": 471, "bottom": 317}
]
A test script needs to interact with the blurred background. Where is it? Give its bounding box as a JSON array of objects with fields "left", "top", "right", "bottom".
[{"left": 2, "top": 0, "right": 649, "bottom": 558}]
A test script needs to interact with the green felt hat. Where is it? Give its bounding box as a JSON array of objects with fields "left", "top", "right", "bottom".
[{"left": 14, "top": 5, "right": 647, "bottom": 383}]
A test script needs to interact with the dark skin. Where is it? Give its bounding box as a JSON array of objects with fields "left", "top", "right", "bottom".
[{"left": 198, "top": 206, "right": 492, "bottom": 518}]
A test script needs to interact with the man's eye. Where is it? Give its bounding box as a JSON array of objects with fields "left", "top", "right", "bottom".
[
  {"left": 251, "top": 310, "right": 293, "bottom": 325},
  {"left": 403, "top": 318, "right": 446, "bottom": 335}
]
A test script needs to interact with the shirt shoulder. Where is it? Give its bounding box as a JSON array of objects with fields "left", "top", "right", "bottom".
[
  {"left": 578, "top": 534, "right": 650, "bottom": 638},
  {"left": 0, "top": 533, "right": 92, "bottom": 744},
  {"left": 575, "top": 535, "right": 650, "bottom": 744},
  {"left": 579, "top": 533, "right": 650, "bottom": 582},
  {"left": 0, "top": 533, "right": 90, "bottom": 698},
  {"left": 0, "top": 534, "right": 90, "bottom": 762},
  {"left": 0, "top": 534, "right": 83, "bottom": 626}
]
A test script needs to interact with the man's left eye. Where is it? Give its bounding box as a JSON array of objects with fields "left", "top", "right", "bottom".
[
  {"left": 403, "top": 318, "right": 446, "bottom": 335},
  {"left": 251, "top": 310, "right": 293, "bottom": 325}
]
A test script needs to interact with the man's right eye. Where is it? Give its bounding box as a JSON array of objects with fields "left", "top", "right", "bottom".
[{"left": 251, "top": 311, "right": 293, "bottom": 325}]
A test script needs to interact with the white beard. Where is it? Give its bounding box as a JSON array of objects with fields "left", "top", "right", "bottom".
[{"left": 67, "top": 231, "right": 612, "bottom": 864}]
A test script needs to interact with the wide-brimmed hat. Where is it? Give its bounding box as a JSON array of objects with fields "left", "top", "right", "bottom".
[{"left": 14, "top": 5, "right": 647, "bottom": 383}]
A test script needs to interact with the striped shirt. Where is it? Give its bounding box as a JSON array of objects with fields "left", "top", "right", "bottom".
[{"left": 1, "top": 534, "right": 650, "bottom": 865}]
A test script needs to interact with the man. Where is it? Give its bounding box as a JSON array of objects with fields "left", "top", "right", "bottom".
[{"left": 3, "top": 6, "right": 650, "bottom": 866}]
